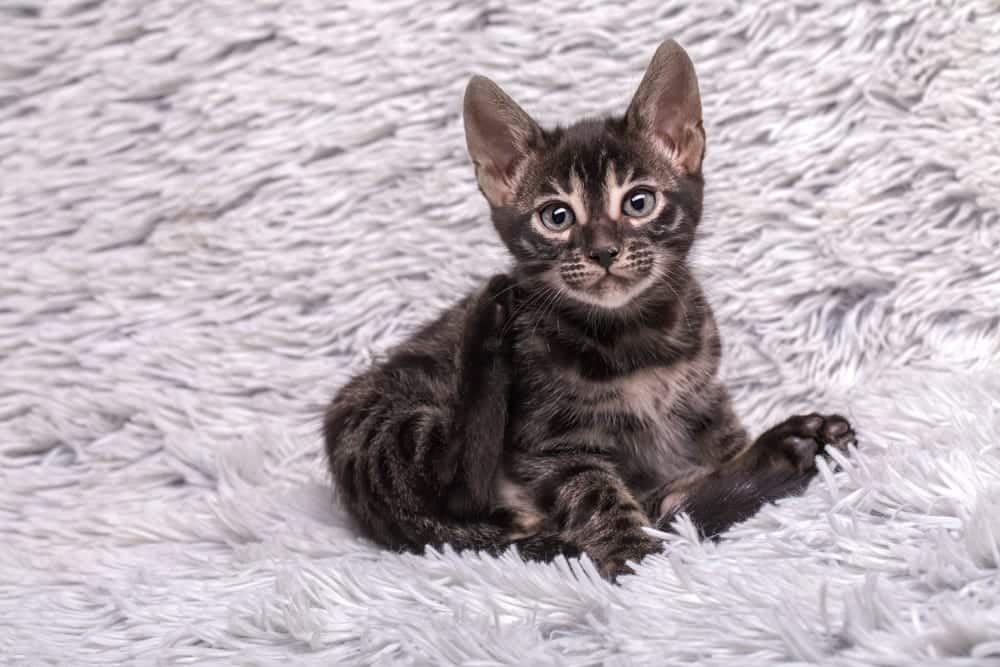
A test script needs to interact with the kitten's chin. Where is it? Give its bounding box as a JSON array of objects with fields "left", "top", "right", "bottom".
[{"left": 565, "top": 272, "right": 657, "bottom": 310}]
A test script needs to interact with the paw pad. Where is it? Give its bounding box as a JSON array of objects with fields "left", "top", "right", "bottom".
[{"left": 756, "top": 412, "right": 856, "bottom": 472}]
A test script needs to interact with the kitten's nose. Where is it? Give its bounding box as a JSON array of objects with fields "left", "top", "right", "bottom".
[{"left": 588, "top": 246, "right": 619, "bottom": 269}]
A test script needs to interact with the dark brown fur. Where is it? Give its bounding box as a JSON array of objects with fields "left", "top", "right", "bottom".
[{"left": 324, "top": 39, "right": 855, "bottom": 579}]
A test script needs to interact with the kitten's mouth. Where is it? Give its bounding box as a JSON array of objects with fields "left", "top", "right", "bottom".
[
  {"left": 582, "top": 271, "right": 641, "bottom": 301},
  {"left": 597, "top": 271, "right": 629, "bottom": 284},
  {"left": 553, "top": 260, "right": 658, "bottom": 310},
  {"left": 561, "top": 263, "right": 660, "bottom": 310},
  {"left": 590, "top": 272, "right": 632, "bottom": 292},
  {"left": 591, "top": 270, "right": 634, "bottom": 290}
]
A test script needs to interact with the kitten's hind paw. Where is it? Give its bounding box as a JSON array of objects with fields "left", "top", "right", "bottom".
[
  {"left": 466, "top": 274, "right": 515, "bottom": 350},
  {"left": 753, "top": 413, "right": 856, "bottom": 473},
  {"left": 483, "top": 273, "right": 516, "bottom": 302}
]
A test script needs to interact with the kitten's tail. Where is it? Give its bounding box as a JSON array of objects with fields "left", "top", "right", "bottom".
[{"left": 657, "top": 467, "right": 816, "bottom": 539}]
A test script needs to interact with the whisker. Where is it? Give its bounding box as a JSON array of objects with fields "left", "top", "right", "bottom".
[
  {"left": 500, "top": 281, "right": 555, "bottom": 338},
  {"left": 490, "top": 275, "right": 532, "bottom": 302},
  {"left": 651, "top": 262, "right": 694, "bottom": 335},
  {"left": 530, "top": 284, "right": 565, "bottom": 340}
]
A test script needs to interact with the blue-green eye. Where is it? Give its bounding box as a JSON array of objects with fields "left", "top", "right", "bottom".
[
  {"left": 623, "top": 189, "right": 656, "bottom": 217},
  {"left": 539, "top": 202, "right": 576, "bottom": 231}
]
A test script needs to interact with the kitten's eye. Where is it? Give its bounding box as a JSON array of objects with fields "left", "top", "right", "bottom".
[
  {"left": 539, "top": 202, "right": 576, "bottom": 231},
  {"left": 623, "top": 189, "right": 656, "bottom": 217}
]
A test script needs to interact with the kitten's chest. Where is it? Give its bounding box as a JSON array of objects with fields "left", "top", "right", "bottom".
[
  {"left": 564, "top": 361, "right": 710, "bottom": 477},
  {"left": 581, "top": 366, "right": 685, "bottom": 427},
  {"left": 508, "top": 298, "right": 720, "bottom": 484}
]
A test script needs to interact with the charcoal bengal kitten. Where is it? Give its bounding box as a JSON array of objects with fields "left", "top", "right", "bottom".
[{"left": 324, "top": 39, "right": 856, "bottom": 579}]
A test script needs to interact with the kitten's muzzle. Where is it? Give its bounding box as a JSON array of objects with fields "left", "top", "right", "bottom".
[{"left": 588, "top": 246, "right": 620, "bottom": 269}]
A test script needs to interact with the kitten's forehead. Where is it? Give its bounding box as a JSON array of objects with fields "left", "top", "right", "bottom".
[
  {"left": 529, "top": 122, "right": 668, "bottom": 223},
  {"left": 544, "top": 120, "right": 636, "bottom": 190}
]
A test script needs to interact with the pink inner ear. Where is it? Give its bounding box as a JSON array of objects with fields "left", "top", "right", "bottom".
[
  {"left": 627, "top": 40, "right": 704, "bottom": 173},
  {"left": 474, "top": 118, "right": 518, "bottom": 179},
  {"left": 464, "top": 76, "right": 542, "bottom": 204},
  {"left": 491, "top": 149, "right": 518, "bottom": 185},
  {"left": 652, "top": 76, "right": 702, "bottom": 170},
  {"left": 655, "top": 103, "right": 685, "bottom": 152},
  {"left": 651, "top": 101, "right": 703, "bottom": 173}
]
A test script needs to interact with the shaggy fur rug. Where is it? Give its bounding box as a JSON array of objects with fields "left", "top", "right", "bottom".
[{"left": 3, "top": 0, "right": 1000, "bottom": 664}]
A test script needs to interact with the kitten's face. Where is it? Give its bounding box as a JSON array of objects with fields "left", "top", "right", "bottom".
[
  {"left": 464, "top": 39, "right": 705, "bottom": 312},
  {"left": 492, "top": 120, "right": 701, "bottom": 309}
]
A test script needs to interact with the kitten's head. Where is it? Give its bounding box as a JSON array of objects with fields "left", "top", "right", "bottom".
[{"left": 464, "top": 39, "right": 705, "bottom": 312}]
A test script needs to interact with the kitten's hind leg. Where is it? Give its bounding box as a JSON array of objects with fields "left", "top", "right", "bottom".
[
  {"left": 654, "top": 466, "right": 819, "bottom": 538},
  {"left": 444, "top": 273, "right": 516, "bottom": 516},
  {"left": 651, "top": 413, "right": 856, "bottom": 538}
]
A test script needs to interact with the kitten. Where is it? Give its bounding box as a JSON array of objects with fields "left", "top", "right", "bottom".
[{"left": 324, "top": 39, "right": 856, "bottom": 579}]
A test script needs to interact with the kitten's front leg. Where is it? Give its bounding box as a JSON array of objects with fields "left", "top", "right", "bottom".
[{"left": 524, "top": 452, "right": 662, "bottom": 580}]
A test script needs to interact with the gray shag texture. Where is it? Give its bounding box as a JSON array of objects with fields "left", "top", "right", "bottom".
[{"left": 2, "top": 1, "right": 1000, "bottom": 665}]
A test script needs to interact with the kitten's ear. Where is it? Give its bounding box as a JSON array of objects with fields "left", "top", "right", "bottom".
[
  {"left": 626, "top": 39, "right": 705, "bottom": 174},
  {"left": 463, "top": 76, "right": 542, "bottom": 207}
]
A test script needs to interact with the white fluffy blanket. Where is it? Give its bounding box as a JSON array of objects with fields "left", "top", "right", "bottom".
[{"left": 3, "top": 0, "right": 999, "bottom": 664}]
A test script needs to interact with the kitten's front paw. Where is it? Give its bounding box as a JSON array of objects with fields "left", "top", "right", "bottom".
[
  {"left": 754, "top": 413, "right": 856, "bottom": 473},
  {"left": 599, "top": 558, "right": 636, "bottom": 582},
  {"left": 596, "top": 537, "right": 662, "bottom": 582}
]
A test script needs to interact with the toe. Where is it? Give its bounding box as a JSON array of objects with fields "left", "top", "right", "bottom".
[
  {"left": 800, "top": 413, "right": 825, "bottom": 433},
  {"left": 600, "top": 559, "right": 634, "bottom": 582},
  {"left": 820, "top": 415, "right": 855, "bottom": 448},
  {"left": 823, "top": 415, "right": 850, "bottom": 437}
]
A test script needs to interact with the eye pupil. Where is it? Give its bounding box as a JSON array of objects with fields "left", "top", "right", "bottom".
[
  {"left": 540, "top": 202, "right": 575, "bottom": 231},
  {"left": 623, "top": 189, "right": 655, "bottom": 217}
]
